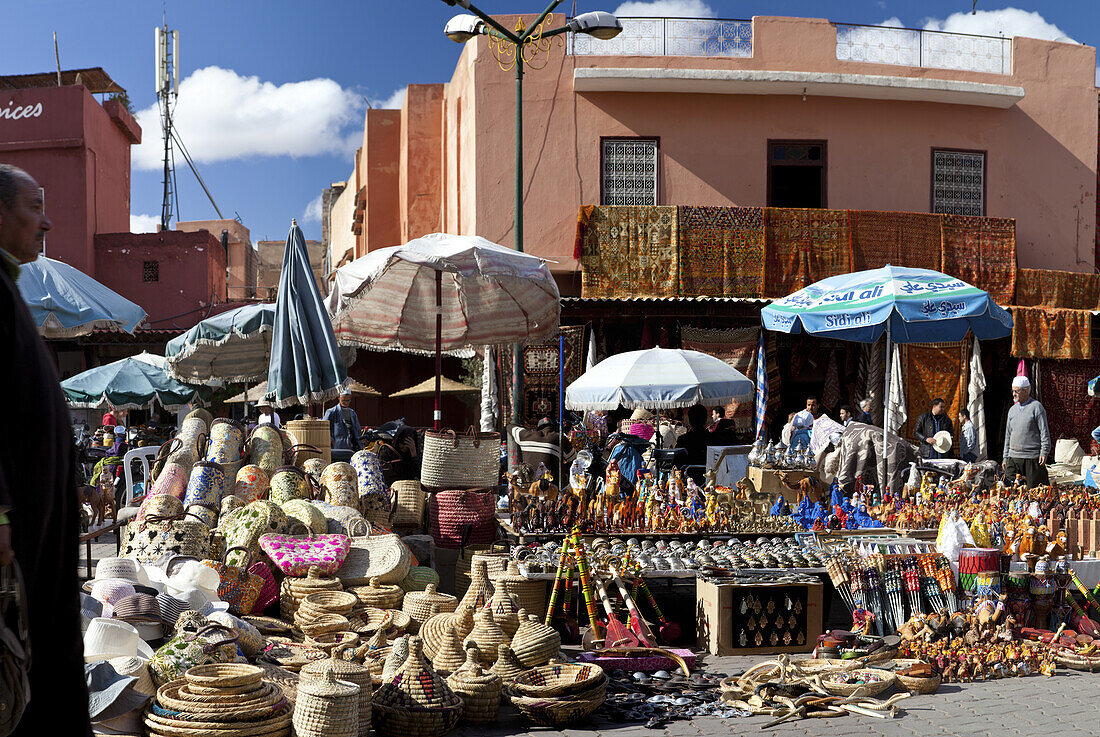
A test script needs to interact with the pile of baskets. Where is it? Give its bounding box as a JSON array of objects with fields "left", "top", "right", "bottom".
[
  {"left": 373, "top": 637, "right": 463, "bottom": 737},
  {"left": 503, "top": 663, "right": 607, "bottom": 727},
  {"left": 280, "top": 566, "right": 343, "bottom": 620},
  {"left": 144, "top": 663, "right": 291, "bottom": 737}
]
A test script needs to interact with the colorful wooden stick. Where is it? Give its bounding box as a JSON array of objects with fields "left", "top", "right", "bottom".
[
  {"left": 544, "top": 536, "right": 573, "bottom": 626},
  {"left": 570, "top": 529, "right": 603, "bottom": 638}
]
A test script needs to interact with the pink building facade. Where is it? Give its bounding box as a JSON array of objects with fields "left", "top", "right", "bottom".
[{"left": 334, "top": 15, "right": 1098, "bottom": 282}]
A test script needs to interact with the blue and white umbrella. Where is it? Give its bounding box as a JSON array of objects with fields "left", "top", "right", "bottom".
[
  {"left": 565, "top": 347, "right": 754, "bottom": 412},
  {"left": 17, "top": 256, "right": 146, "bottom": 338},
  {"left": 266, "top": 220, "right": 347, "bottom": 407},
  {"left": 762, "top": 265, "right": 1012, "bottom": 492},
  {"left": 762, "top": 265, "right": 1012, "bottom": 342}
]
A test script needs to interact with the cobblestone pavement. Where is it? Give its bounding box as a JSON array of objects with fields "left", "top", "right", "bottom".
[{"left": 82, "top": 541, "right": 1100, "bottom": 737}]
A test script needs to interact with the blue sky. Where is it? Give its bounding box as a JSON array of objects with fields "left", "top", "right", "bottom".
[{"left": 3, "top": 1, "right": 1097, "bottom": 243}]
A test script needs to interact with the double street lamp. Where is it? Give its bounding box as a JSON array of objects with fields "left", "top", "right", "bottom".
[{"left": 441, "top": 0, "right": 622, "bottom": 423}]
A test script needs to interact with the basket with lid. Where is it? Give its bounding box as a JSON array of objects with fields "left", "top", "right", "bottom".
[
  {"left": 446, "top": 659, "right": 502, "bottom": 724},
  {"left": 491, "top": 559, "right": 546, "bottom": 621},
  {"left": 293, "top": 665, "right": 359, "bottom": 737},
  {"left": 300, "top": 645, "right": 372, "bottom": 736},
  {"left": 402, "top": 583, "right": 458, "bottom": 629},
  {"left": 510, "top": 609, "right": 561, "bottom": 668},
  {"left": 372, "top": 637, "right": 462, "bottom": 737},
  {"left": 349, "top": 577, "right": 404, "bottom": 610}
]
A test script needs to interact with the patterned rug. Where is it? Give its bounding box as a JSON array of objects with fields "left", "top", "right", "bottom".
[
  {"left": 1015, "top": 268, "right": 1100, "bottom": 311},
  {"left": 1011, "top": 307, "right": 1092, "bottom": 360},
  {"left": 678, "top": 206, "right": 765, "bottom": 297},
  {"left": 579, "top": 206, "right": 679, "bottom": 298},
  {"left": 850, "top": 210, "right": 942, "bottom": 272},
  {"left": 941, "top": 215, "right": 1017, "bottom": 304},
  {"left": 679, "top": 325, "right": 781, "bottom": 433},
  {"left": 763, "top": 208, "right": 852, "bottom": 297},
  {"left": 1040, "top": 358, "right": 1100, "bottom": 448},
  {"left": 519, "top": 326, "right": 586, "bottom": 425},
  {"left": 901, "top": 341, "right": 968, "bottom": 446}
]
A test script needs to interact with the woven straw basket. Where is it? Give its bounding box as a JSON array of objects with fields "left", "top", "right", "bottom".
[
  {"left": 820, "top": 669, "right": 896, "bottom": 698},
  {"left": 292, "top": 665, "right": 359, "bottom": 737},
  {"left": 463, "top": 609, "right": 509, "bottom": 666},
  {"left": 510, "top": 611, "right": 561, "bottom": 668},
  {"left": 372, "top": 637, "right": 463, "bottom": 737},
  {"left": 338, "top": 535, "right": 412, "bottom": 586},
  {"left": 420, "top": 429, "right": 500, "bottom": 491},
  {"left": 391, "top": 480, "right": 426, "bottom": 527},
  {"left": 349, "top": 577, "right": 404, "bottom": 610},
  {"left": 491, "top": 560, "right": 547, "bottom": 621},
  {"left": 447, "top": 659, "right": 502, "bottom": 724},
  {"left": 455, "top": 545, "right": 511, "bottom": 601},
  {"left": 300, "top": 648, "right": 372, "bottom": 737},
  {"left": 285, "top": 420, "right": 331, "bottom": 465},
  {"left": 402, "top": 584, "right": 458, "bottom": 629}
]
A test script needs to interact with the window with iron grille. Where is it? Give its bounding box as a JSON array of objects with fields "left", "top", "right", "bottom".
[
  {"left": 142, "top": 260, "right": 159, "bottom": 282},
  {"left": 601, "top": 138, "right": 658, "bottom": 205},
  {"left": 932, "top": 150, "right": 985, "bottom": 216}
]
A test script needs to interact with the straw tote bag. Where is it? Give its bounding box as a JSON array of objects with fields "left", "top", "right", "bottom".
[
  {"left": 421, "top": 428, "right": 501, "bottom": 491},
  {"left": 201, "top": 546, "right": 264, "bottom": 615},
  {"left": 428, "top": 490, "right": 498, "bottom": 550}
]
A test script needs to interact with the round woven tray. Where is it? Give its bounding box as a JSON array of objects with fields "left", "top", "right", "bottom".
[
  {"left": 506, "top": 687, "right": 605, "bottom": 727},
  {"left": 820, "top": 669, "right": 896, "bottom": 698},
  {"left": 143, "top": 705, "right": 291, "bottom": 737},
  {"left": 372, "top": 702, "right": 462, "bottom": 737},
  {"left": 508, "top": 663, "right": 607, "bottom": 699},
  {"left": 185, "top": 664, "right": 265, "bottom": 689}
]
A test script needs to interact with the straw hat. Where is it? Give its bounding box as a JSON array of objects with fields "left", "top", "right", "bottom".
[
  {"left": 108, "top": 656, "right": 157, "bottom": 697},
  {"left": 111, "top": 594, "right": 165, "bottom": 642},
  {"left": 84, "top": 558, "right": 151, "bottom": 593},
  {"left": 91, "top": 580, "right": 137, "bottom": 619},
  {"left": 629, "top": 408, "right": 654, "bottom": 422},
  {"left": 932, "top": 431, "right": 953, "bottom": 455},
  {"left": 82, "top": 594, "right": 104, "bottom": 634},
  {"left": 84, "top": 619, "right": 154, "bottom": 662}
]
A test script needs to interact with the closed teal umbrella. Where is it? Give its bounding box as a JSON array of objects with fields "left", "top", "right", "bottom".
[
  {"left": 61, "top": 352, "right": 204, "bottom": 410},
  {"left": 266, "top": 220, "right": 346, "bottom": 407}
]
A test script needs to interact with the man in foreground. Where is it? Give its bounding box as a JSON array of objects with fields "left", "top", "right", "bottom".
[{"left": 0, "top": 164, "right": 91, "bottom": 735}]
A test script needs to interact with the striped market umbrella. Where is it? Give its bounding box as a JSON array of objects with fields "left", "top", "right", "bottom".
[
  {"left": 754, "top": 330, "right": 768, "bottom": 441},
  {"left": 326, "top": 232, "right": 559, "bottom": 427},
  {"left": 266, "top": 220, "right": 347, "bottom": 408},
  {"left": 17, "top": 256, "right": 146, "bottom": 338}
]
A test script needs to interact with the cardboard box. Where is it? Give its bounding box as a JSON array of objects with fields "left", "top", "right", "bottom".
[
  {"left": 696, "top": 577, "right": 823, "bottom": 656},
  {"left": 747, "top": 467, "right": 815, "bottom": 504}
]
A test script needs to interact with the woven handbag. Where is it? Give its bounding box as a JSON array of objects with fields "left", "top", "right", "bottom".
[
  {"left": 428, "top": 489, "right": 498, "bottom": 550},
  {"left": 390, "top": 479, "right": 425, "bottom": 527},
  {"left": 248, "top": 556, "right": 280, "bottom": 614},
  {"left": 148, "top": 624, "right": 239, "bottom": 686},
  {"left": 120, "top": 511, "right": 214, "bottom": 563},
  {"left": 421, "top": 428, "right": 501, "bottom": 491},
  {"left": 201, "top": 546, "right": 264, "bottom": 615},
  {"left": 259, "top": 532, "right": 351, "bottom": 576}
]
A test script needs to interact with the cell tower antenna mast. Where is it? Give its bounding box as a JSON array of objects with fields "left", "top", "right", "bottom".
[{"left": 155, "top": 23, "right": 179, "bottom": 231}]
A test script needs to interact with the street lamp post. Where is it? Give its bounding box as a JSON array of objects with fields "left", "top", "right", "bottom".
[{"left": 443, "top": 1, "right": 621, "bottom": 424}]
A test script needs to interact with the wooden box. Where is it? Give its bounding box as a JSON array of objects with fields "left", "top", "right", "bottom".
[
  {"left": 696, "top": 577, "right": 823, "bottom": 656},
  {"left": 747, "top": 467, "right": 814, "bottom": 504}
]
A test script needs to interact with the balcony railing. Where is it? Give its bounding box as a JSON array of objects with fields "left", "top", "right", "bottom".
[
  {"left": 569, "top": 17, "right": 752, "bottom": 57},
  {"left": 835, "top": 23, "right": 1011, "bottom": 74},
  {"left": 568, "top": 17, "right": 1012, "bottom": 75}
]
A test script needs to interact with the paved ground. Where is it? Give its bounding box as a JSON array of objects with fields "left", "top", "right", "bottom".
[{"left": 84, "top": 538, "right": 1100, "bottom": 737}]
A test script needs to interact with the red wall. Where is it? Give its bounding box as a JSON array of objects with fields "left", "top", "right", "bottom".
[
  {"left": 0, "top": 85, "right": 138, "bottom": 276},
  {"left": 94, "top": 230, "right": 226, "bottom": 331}
]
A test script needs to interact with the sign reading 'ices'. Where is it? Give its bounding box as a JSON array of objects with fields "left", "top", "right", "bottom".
[{"left": 0, "top": 100, "right": 44, "bottom": 120}]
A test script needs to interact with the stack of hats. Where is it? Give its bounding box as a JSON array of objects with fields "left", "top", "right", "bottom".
[
  {"left": 110, "top": 594, "right": 163, "bottom": 643},
  {"left": 86, "top": 659, "right": 153, "bottom": 737},
  {"left": 84, "top": 619, "right": 154, "bottom": 664}
]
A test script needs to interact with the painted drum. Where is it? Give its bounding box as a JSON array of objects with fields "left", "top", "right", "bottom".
[
  {"left": 206, "top": 418, "right": 246, "bottom": 464},
  {"left": 269, "top": 465, "right": 310, "bottom": 506},
  {"left": 233, "top": 464, "right": 270, "bottom": 504},
  {"left": 974, "top": 572, "right": 1001, "bottom": 598},
  {"left": 958, "top": 547, "right": 1002, "bottom": 575}
]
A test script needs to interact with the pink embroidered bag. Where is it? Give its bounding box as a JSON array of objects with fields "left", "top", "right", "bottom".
[{"left": 257, "top": 532, "right": 350, "bottom": 576}]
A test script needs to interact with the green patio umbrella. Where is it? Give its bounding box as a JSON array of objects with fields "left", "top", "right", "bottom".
[{"left": 61, "top": 352, "right": 205, "bottom": 410}]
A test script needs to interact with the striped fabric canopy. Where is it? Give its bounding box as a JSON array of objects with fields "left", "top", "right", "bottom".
[{"left": 325, "top": 233, "right": 560, "bottom": 356}]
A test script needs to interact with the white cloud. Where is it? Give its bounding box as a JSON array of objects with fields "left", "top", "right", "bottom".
[
  {"left": 370, "top": 88, "right": 406, "bottom": 110},
  {"left": 613, "top": 0, "right": 715, "bottom": 18},
  {"left": 303, "top": 193, "right": 323, "bottom": 223},
  {"left": 133, "top": 66, "right": 364, "bottom": 171},
  {"left": 879, "top": 17, "right": 904, "bottom": 28},
  {"left": 130, "top": 213, "right": 161, "bottom": 233},
  {"left": 921, "top": 8, "right": 1074, "bottom": 43}
]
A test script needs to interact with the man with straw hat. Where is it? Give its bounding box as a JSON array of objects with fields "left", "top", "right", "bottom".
[{"left": 0, "top": 163, "right": 91, "bottom": 735}]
